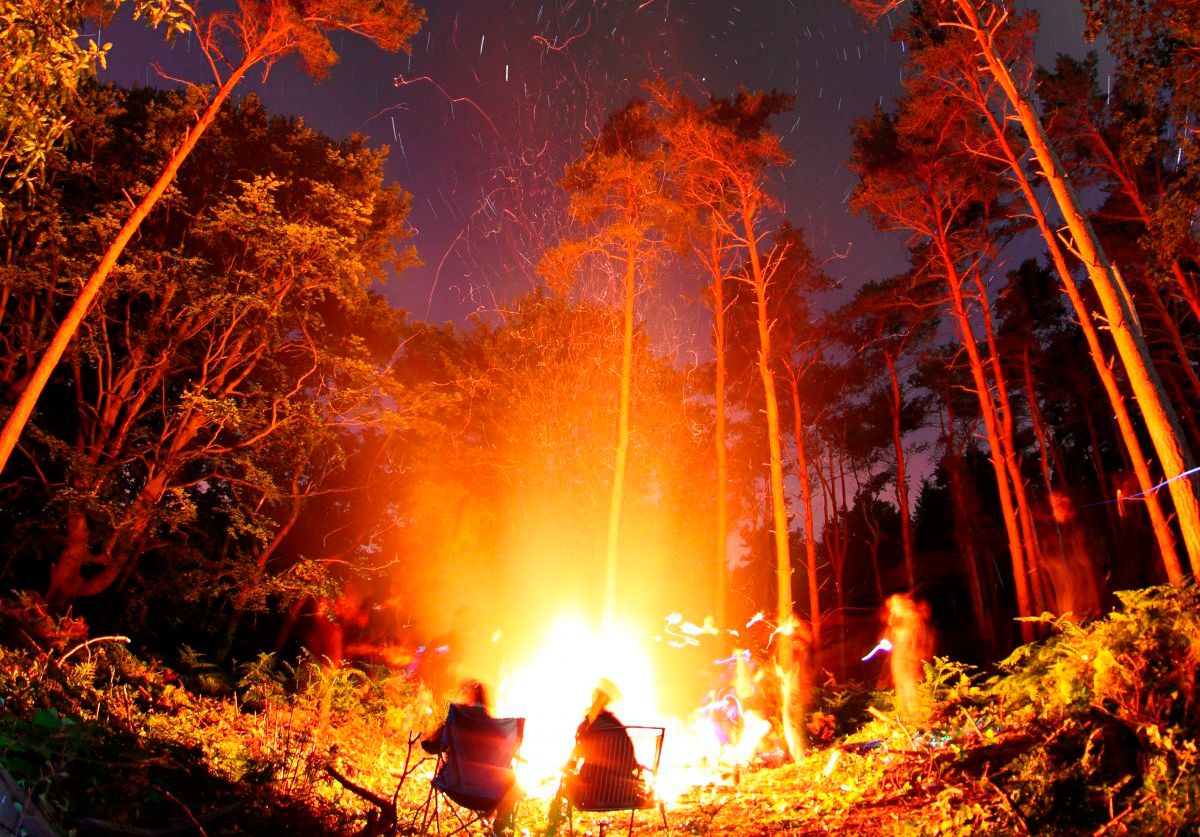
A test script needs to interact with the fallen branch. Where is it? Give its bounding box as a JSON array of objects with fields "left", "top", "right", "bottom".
[
  {"left": 59, "top": 635, "right": 130, "bottom": 666},
  {"left": 326, "top": 762, "right": 395, "bottom": 814},
  {"left": 1093, "top": 799, "right": 1137, "bottom": 836},
  {"left": 985, "top": 777, "right": 1030, "bottom": 836}
]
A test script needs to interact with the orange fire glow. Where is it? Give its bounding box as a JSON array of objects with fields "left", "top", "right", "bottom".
[{"left": 492, "top": 611, "right": 770, "bottom": 802}]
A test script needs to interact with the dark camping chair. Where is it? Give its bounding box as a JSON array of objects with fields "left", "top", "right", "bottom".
[
  {"left": 419, "top": 704, "right": 525, "bottom": 837},
  {"left": 562, "top": 725, "right": 667, "bottom": 837}
]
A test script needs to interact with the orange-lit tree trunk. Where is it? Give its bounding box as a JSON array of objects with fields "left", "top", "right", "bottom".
[
  {"left": 603, "top": 245, "right": 637, "bottom": 627},
  {"left": 971, "top": 267, "right": 1047, "bottom": 615},
  {"left": 1075, "top": 106, "right": 1200, "bottom": 327},
  {"left": 789, "top": 376, "right": 821, "bottom": 651},
  {"left": 656, "top": 83, "right": 802, "bottom": 756},
  {"left": 743, "top": 205, "right": 800, "bottom": 757},
  {"left": 708, "top": 227, "right": 731, "bottom": 629},
  {"left": 550, "top": 98, "right": 670, "bottom": 626},
  {"left": 938, "top": 244, "right": 1036, "bottom": 642},
  {"left": 953, "top": 0, "right": 1200, "bottom": 579},
  {"left": 849, "top": 97, "right": 1038, "bottom": 639},
  {"left": 0, "top": 59, "right": 258, "bottom": 478},
  {"left": 966, "top": 75, "right": 1184, "bottom": 582}
]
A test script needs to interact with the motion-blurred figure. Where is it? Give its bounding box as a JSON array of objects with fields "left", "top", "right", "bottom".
[
  {"left": 1041, "top": 491, "right": 1105, "bottom": 621},
  {"left": 883, "top": 593, "right": 933, "bottom": 723},
  {"left": 777, "top": 614, "right": 814, "bottom": 759}
]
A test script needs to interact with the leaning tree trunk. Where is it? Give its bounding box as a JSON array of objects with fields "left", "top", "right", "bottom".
[
  {"left": 973, "top": 271, "right": 1047, "bottom": 616},
  {"left": 956, "top": 0, "right": 1200, "bottom": 579},
  {"left": 938, "top": 242, "right": 1036, "bottom": 642},
  {"left": 0, "top": 43, "right": 264, "bottom": 476},
  {"left": 972, "top": 91, "right": 1184, "bottom": 582}
]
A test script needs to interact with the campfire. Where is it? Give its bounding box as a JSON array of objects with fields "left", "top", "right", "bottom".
[{"left": 491, "top": 611, "right": 772, "bottom": 802}]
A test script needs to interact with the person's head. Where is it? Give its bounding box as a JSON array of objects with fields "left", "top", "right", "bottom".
[
  {"left": 458, "top": 679, "right": 491, "bottom": 713},
  {"left": 588, "top": 677, "right": 621, "bottom": 720},
  {"left": 1050, "top": 490, "right": 1075, "bottom": 525}
]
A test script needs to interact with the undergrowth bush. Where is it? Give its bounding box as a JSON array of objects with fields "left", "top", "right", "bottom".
[
  {"left": 0, "top": 620, "right": 434, "bottom": 837},
  {"left": 901, "top": 584, "right": 1200, "bottom": 835}
]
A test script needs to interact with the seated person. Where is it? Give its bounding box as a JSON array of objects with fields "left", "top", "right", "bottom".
[
  {"left": 422, "top": 680, "right": 520, "bottom": 834},
  {"left": 564, "top": 678, "right": 646, "bottom": 808}
]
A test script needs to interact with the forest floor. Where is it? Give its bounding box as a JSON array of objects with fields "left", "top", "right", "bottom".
[{"left": 1, "top": 585, "right": 1197, "bottom": 836}]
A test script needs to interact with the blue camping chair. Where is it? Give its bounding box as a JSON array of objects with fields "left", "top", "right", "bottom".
[{"left": 419, "top": 704, "right": 525, "bottom": 837}]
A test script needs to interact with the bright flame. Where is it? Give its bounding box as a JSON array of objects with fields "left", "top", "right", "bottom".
[
  {"left": 494, "top": 612, "right": 658, "bottom": 796},
  {"left": 493, "top": 611, "right": 772, "bottom": 803}
]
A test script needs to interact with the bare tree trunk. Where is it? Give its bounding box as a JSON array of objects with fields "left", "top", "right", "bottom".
[
  {"left": 938, "top": 243, "right": 1036, "bottom": 642},
  {"left": 604, "top": 245, "right": 637, "bottom": 628},
  {"left": 0, "top": 46, "right": 263, "bottom": 476},
  {"left": 711, "top": 231, "right": 730, "bottom": 629},
  {"left": 973, "top": 271, "right": 1047, "bottom": 616},
  {"left": 971, "top": 89, "right": 1184, "bottom": 581},
  {"left": 743, "top": 208, "right": 798, "bottom": 760},
  {"left": 789, "top": 377, "right": 821, "bottom": 651}
]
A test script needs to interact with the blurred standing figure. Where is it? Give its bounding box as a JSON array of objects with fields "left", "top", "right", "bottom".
[
  {"left": 1041, "top": 491, "right": 1105, "bottom": 621},
  {"left": 884, "top": 593, "right": 934, "bottom": 723},
  {"left": 778, "top": 614, "right": 814, "bottom": 758}
]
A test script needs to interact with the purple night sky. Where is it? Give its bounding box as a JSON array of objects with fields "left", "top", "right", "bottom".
[{"left": 97, "top": 0, "right": 1102, "bottom": 354}]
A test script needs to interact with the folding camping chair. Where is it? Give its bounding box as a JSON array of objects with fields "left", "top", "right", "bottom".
[
  {"left": 562, "top": 725, "right": 668, "bottom": 837},
  {"left": 418, "top": 704, "right": 525, "bottom": 837}
]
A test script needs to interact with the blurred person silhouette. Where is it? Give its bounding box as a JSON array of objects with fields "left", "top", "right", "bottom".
[
  {"left": 544, "top": 678, "right": 640, "bottom": 836},
  {"left": 883, "top": 593, "right": 934, "bottom": 724},
  {"left": 426, "top": 606, "right": 475, "bottom": 697},
  {"left": 778, "top": 613, "right": 814, "bottom": 758},
  {"left": 1040, "top": 490, "right": 1105, "bottom": 621}
]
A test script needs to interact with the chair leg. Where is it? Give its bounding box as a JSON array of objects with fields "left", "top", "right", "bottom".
[
  {"left": 626, "top": 808, "right": 635, "bottom": 837},
  {"left": 658, "top": 801, "right": 668, "bottom": 831}
]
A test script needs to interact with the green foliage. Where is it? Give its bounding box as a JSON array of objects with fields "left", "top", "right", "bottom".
[
  {"left": 0, "top": 0, "right": 191, "bottom": 216},
  {"left": 0, "top": 81, "right": 433, "bottom": 631},
  {"left": 995, "top": 587, "right": 1200, "bottom": 727},
  {"left": 0, "top": 637, "right": 433, "bottom": 836}
]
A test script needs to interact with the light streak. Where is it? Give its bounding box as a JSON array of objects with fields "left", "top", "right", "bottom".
[
  {"left": 1083, "top": 465, "right": 1200, "bottom": 508},
  {"left": 861, "top": 638, "right": 892, "bottom": 662},
  {"left": 1122, "top": 465, "right": 1200, "bottom": 500},
  {"left": 532, "top": 16, "right": 591, "bottom": 52},
  {"left": 393, "top": 75, "right": 503, "bottom": 142}
]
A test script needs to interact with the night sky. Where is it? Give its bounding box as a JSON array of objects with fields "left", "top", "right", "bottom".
[{"left": 98, "top": 0, "right": 1102, "bottom": 350}]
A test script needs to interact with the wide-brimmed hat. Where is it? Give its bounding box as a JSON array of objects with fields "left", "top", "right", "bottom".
[{"left": 594, "top": 677, "right": 622, "bottom": 703}]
